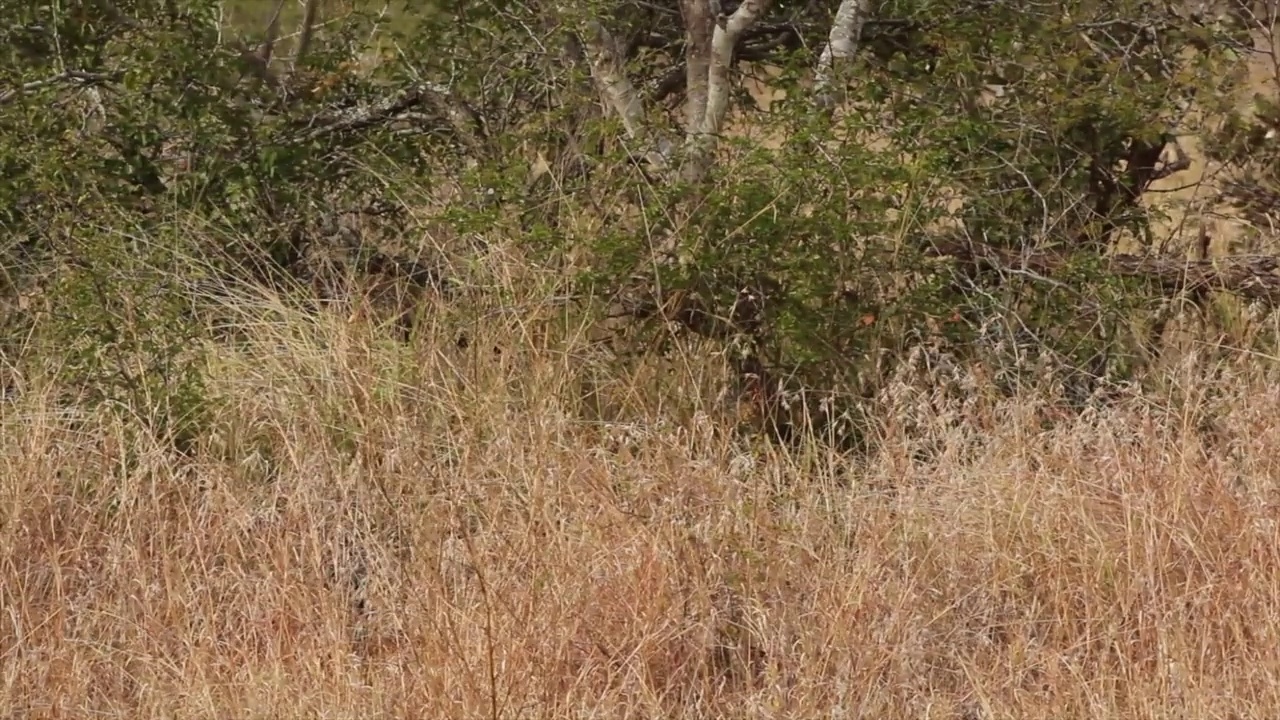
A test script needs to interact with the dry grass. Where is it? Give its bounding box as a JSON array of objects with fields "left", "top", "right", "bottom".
[
  {"left": 11, "top": 6, "right": 1280, "bottom": 717},
  {"left": 4, "top": 267, "right": 1280, "bottom": 720}
]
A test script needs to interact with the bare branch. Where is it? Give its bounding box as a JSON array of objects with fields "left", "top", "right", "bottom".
[
  {"left": 814, "top": 0, "right": 874, "bottom": 111},
  {"left": 0, "top": 70, "right": 121, "bottom": 105}
]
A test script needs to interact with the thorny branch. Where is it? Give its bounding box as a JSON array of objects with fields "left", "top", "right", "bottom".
[
  {"left": 928, "top": 237, "right": 1280, "bottom": 305},
  {"left": 288, "top": 81, "right": 486, "bottom": 146},
  {"left": 0, "top": 70, "right": 122, "bottom": 105}
]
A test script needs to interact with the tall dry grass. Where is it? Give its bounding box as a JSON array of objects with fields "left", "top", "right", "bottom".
[{"left": 4, "top": 270, "right": 1280, "bottom": 719}]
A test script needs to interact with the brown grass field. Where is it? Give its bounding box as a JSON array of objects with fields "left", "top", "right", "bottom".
[
  {"left": 4, "top": 261, "right": 1280, "bottom": 718},
  {"left": 7, "top": 6, "right": 1280, "bottom": 719}
]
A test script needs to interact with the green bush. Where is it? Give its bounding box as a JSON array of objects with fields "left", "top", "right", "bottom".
[{"left": 0, "top": 0, "right": 1261, "bottom": 452}]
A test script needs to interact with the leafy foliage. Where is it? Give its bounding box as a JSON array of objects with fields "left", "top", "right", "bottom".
[
  {"left": 0, "top": 0, "right": 1263, "bottom": 451},
  {"left": 0, "top": 0, "right": 446, "bottom": 441},
  {"left": 509, "top": 0, "right": 1242, "bottom": 416}
]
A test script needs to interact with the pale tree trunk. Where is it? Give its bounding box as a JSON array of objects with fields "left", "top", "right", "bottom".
[
  {"left": 581, "top": 0, "right": 871, "bottom": 185},
  {"left": 581, "top": 20, "right": 670, "bottom": 169},
  {"left": 680, "top": 0, "right": 773, "bottom": 184},
  {"left": 579, "top": 2, "right": 774, "bottom": 185},
  {"left": 814, "top": 0, "right": 875, "bottom": 112},
  {"left": 681, "top": 0, "right": 713, "bottom": 136},
  {"left": 573, "top": 0, "right": 879, "bottom": 418}
]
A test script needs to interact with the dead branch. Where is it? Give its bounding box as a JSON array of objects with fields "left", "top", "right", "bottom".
[
  {"left": 288, "top": 81, "right": 485, "bottom": 146},
  {"left": 928, "top": 238, "right": 1280, "bottom": 304},
  {"left": 0, "top": 70, "right": 122, "bottom": 105}
]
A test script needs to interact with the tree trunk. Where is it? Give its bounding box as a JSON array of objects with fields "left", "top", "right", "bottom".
[{"left": 814, "top": 0, "right": 875, "bottom": 112}]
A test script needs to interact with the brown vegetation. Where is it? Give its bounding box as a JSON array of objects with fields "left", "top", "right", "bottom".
[
  {"left": 4, "top": 279, "right": 1280, "bottom": 718},
  {"left": 11, "top": 2, "right": 1280, "bottom": 717}
]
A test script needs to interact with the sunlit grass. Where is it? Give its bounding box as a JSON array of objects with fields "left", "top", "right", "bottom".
[{"left": 5, "top": 231, "right": 1280, "bottom": 717}]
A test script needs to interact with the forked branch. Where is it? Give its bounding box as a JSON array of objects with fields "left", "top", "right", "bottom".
[{"left": 681, "top": 0, "right": 773, "bottom": 183}]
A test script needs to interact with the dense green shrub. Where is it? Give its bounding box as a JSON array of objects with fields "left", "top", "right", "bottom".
[{"left": 0, "top": 0, "right": 1264, "bottom": 450}]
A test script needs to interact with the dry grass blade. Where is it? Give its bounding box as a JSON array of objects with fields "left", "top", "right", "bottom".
[{"left": 5, "top": 274, "right": 1280, "bottom": 718}]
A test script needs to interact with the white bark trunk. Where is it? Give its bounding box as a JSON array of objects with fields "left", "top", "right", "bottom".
[
  {"left": 681, "top": 0, "right": 713, "bottom": 136},
  {"left": 580, "top": 20, "right": 672, "bottom": 169},
  {"left": 813, "top": 0, "right": 874, "bottom": 111},
  {"left": 681, "top": 0, "right": 772, "bottom": 183},
  {"left": 581, "top": 20, "right": 647, "bottom": 141}
]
